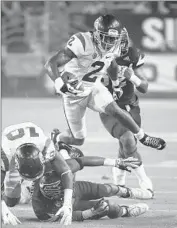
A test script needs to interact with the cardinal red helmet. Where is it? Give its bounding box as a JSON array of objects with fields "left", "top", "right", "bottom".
[{"left": 93, "top": 14, "right": 124, "bottom": 52}]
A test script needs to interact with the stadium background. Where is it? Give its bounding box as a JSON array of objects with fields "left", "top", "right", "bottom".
[{"left": 1, "top": 1, "right": 177, "bottom": 228}]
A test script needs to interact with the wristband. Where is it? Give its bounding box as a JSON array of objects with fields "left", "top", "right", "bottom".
[
  {"left": 63, "top": 189, "right": 73, "bottom": 207},
  {"left": 55, "top": 77, "right": 64, "bottom": 93},
  {"left": 104, "top": 158, "right": 116, "bottom": 167},
  {"left": 130, "top": 74, "right": 141, "bottom": 87}
]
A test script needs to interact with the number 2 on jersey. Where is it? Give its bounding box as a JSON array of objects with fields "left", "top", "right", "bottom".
[
  {"left": 82, "top": 61, "right": 104, "bottom": 82},
  {"left": 6, "top": 127, "right": 39, "bottom": 141}
]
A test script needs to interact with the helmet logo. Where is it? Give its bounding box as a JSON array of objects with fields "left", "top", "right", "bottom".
[{"left": 108, "top": 29, "right": 119, "bottom": 36}]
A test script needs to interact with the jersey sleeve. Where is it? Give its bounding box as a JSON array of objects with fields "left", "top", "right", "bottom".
[
  {"left": 66, "top": 33, "right": 86, "bottom": 58},
  {"left": 42, "top": 138, "right": 56, "bottom": 163}
]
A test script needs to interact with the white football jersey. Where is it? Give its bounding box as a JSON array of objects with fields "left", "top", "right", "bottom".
[
  {"left": 62, "top": 32, "right": 121, "bottom": 95},
  {"left": 1, "top": 122, "right": 55, "bottom": 172}
]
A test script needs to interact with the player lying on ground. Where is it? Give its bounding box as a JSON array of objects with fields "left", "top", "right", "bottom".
[
  {"left": 1, "top": 122, "right": 74, "bottom": 226},
  {"left": 32, "top": 143, "right": 150, "bottom": 222},
  {"left": 45, "top": 14, "right": 166, "bottom": 150},
  {"left": 100, "top": 30, "right": 154, "bottom": 191}
]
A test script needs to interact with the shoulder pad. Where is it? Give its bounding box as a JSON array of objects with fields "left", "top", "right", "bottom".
[{"left": 66, "top": 32, "right": 86, "bottom": 57}]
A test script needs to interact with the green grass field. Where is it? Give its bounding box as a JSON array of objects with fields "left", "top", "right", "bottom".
[{"left": 2, "top": 98, "right": 177, "bottom": 228}]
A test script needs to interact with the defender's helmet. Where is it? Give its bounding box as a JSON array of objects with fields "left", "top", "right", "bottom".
[
  {"left": 93, "top": 14, "right": 124, "bottom": 52},
  {"left": 39, "top": 171, "right": 63, "bottom": 201},
  {"left": 15, "top": 143, "right": 45, "bottom": 181}
]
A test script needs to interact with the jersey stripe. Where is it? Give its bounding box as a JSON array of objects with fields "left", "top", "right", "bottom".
[
  {"left": 75, "top": 33, "right": 86, "bottom": 51},
  {"left": 1, "top": 147, "right": 9, "bottom": 171}
]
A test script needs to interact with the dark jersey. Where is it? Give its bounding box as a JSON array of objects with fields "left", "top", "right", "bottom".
[
  {"left": 106, "top": 46, "right": 145, "bottom": 106},
  {"left": 32, "top": 144, "right": 84, "bottom": 220}
]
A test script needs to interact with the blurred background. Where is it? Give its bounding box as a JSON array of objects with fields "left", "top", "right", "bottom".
[{"left": 1, "top": 1, "right": 177, "bottom": 98}]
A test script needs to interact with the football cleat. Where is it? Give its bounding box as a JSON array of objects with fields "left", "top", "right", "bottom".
[
  {"left": 122, "top": 203, "right": 149, "bottom": 217},
  {"left": 140, "top": 134, "right": 166, "bottom": 150},
  {"left": 129, "top": 188, "right": 154, "bottom": 200},
  {"left": 91, "top": 198, "right": 109, "bottom": 219},
  {"left": 51, "top": 128, "right": 61, "bottom": 145}
]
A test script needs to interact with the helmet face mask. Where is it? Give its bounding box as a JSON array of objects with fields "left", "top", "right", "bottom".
[
  {"left": 93, "top": 15, "right": 123, "bottom": 52},
  {"left": 15, "top": 143, "right": 45, "bottom": 181}
]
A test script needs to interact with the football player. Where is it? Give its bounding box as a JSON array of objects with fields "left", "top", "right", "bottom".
[
  {"left": 100, "top": 31, "right": 154, "bottom": 193},
  {"left": 1, "top": 122, "right": 74, "bottom": 226},
  {"left": 31, "top": 143, "right": 150, "bottom": 222},
  {"left": 45, "top": 14, "right": 166, "bottom": 151}
]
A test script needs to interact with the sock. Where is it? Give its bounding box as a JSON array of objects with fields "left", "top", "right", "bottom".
[
  {"left": 56, "top": 134, "right": 61, "bottom": 142},
  {"left": 121, "top": 207, "right": 128, "bottom": 217},
  {"left": 134, "top": 129, "right": 145, "bottom": 140},
  {"left": 133, "top": 164, "right": 153, "bottom": 190},
  {"left": 112, "top": 167, "right": 126, "bottom": 186},
  {"left": 82, "top": 209, "right": 94, "bottom": 219}
]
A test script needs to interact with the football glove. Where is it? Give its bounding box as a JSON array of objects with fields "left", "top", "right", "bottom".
[
  {"left": 55, "top": 77, "right": 83, "bottom": 96},
  {"left": 60, "top": 81, "right": 83, "bottom": 96},
  {"left": 1, "top": 201, "right": 21, "bottom": 225},
  {"left": 115, "top": 157, "right": 141, "bottom": 172},
  {"left": 112, "top": 86, "right": 123, "bottom": 100},
  {"left": 50, "top": 204, "right": 72, "bottom": 225}
]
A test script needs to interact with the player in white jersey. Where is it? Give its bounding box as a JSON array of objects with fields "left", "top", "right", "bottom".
[
  {"left": 45, "top": 14, "right": 166, "bottom": 151},
  {"left": 1, "top": 122, "right": 74, "bottom": 226}
]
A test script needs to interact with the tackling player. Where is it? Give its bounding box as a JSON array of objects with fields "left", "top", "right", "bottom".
[
  {"left": 100, "top": 32, "right": 154, "bottom": 192},
  {"left": 45, "top": 14, "right": 166, "bottom": 151},
  {"left": 31, "top": 143, "right": 150, "bottom": 222},
  {"left": 1, "top": 122, "right": 74, "bottom": 226}
]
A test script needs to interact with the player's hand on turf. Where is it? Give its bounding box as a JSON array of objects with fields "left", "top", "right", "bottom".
[
  {"left": 1, "top": 201, "right": 21, "bottom": 225},
  {"left": 55, "top": 204, "right": 72, "bottom": 225},
  {"left": 115, "top": 157, "right": 141, "bottom": 172},
  {"left": 123, "top": 64, "right": 134, "bottom": 80}
]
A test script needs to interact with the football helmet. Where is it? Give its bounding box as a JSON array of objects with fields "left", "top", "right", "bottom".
[
  {"left": 93, "top": 14, "right": 124, "bottom": 52},
  {"left": 15, "top": 143, "right": 45, "bottom": 181},
  {"left": 39, "top": 171, "right": 64, "bottom": 201}
]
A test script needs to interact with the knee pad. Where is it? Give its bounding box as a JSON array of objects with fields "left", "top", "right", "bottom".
[
  {"left": 4, "top": 195, "right": 20, "bottom": 207},
  {"left": 106, "top": 200, "right": 123, "bottom": 219}
]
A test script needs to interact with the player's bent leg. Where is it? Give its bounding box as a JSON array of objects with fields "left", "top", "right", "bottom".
[
  {"left": 73, "top": 198, "right": 109, "bottom": 221},
  {"left": 74, "top": 181, "right": 131, "bottom": 200},
  {"left": 105, "top": 101, "right": 140, "bottom": 134},
  {"left": 55, "top": 96, "right": 87, "bottom": 145},
  {"left": 75, "top": 199, "right": 149, "bottom": 220},
  {"left": 52, "top": 128, "right": 85, "bottom": 146}
]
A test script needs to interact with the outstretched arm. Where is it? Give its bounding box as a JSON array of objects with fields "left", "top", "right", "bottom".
[
  {"left": 44, "top": 47, "right": 76, "bottom": 81},
  {"left": 69, "top": 156, "right": 140, "bottom": 172}
]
